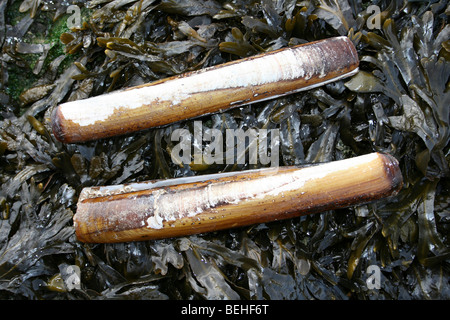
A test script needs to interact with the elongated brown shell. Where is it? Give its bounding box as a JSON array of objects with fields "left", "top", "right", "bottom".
[
  {"left": 74, "top": 153, "right": 402, "bottom": 243},
  {"left": 52, "top": 36, "right": 359, "bottom": 143}
]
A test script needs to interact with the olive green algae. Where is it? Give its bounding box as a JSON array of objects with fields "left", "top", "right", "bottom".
[{"left": 0, "top": 0, "right": 448, "bottom": 300}]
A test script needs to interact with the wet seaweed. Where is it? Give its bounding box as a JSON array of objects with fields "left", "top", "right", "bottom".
[{"left": 0, "top": 0, "right": 449, "bottom": 300}]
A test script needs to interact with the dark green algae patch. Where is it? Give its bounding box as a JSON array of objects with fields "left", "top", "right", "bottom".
[{"left": 0, "top": 0, "right": 449, "bottom": 299}]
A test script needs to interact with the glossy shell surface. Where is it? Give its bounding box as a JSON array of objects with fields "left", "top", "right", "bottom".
[{"left": 74, "top": 153, "right": 402, "bottom": 243}]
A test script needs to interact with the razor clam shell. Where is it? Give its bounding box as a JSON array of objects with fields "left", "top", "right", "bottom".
[
  {"left": 74, "top": 153, "right": 403, "bottom": 243},
  {"left": 52, "top": 36, "right": 359, "bottom": 143}
]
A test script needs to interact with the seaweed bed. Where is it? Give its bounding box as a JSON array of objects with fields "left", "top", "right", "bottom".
[{"left": 0, "top": 0, "right": 449, "bottom": 300}]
